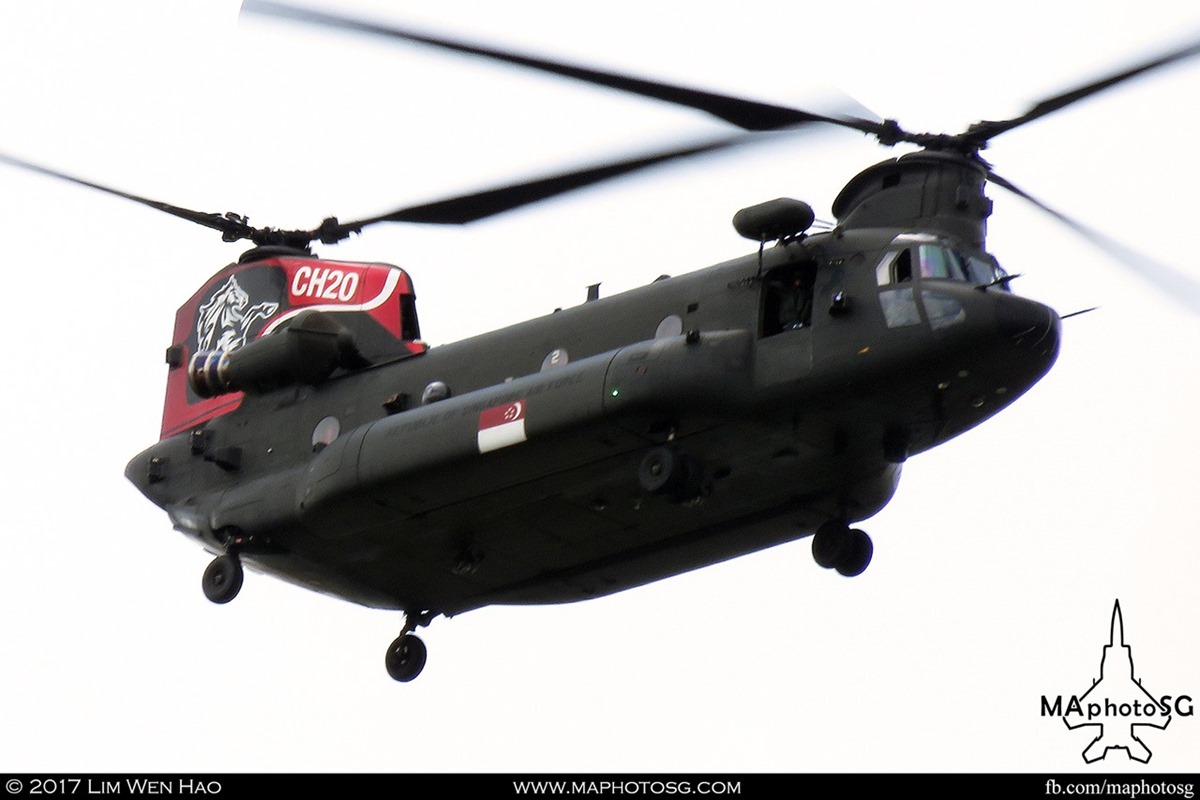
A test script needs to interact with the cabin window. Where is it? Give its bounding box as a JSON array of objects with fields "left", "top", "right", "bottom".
[
  {"left": 312, "top": 416, "right": 340, "bottom": 451},
  {"left": 655, "top": 315, "right": 683, "bottom": 339},
  {"left": 421, "top": 381, "right": 450, "bottom": 404},
  {"left": 541, "top": 348, "right": 569, "bottom": 370},
  {"left": 761, "top": 263, "right": 816, "bottom": 337}
]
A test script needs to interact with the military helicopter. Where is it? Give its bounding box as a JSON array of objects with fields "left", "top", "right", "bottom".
[{"left": 4, "top": 3, "right": 1198, "bottom": 684}]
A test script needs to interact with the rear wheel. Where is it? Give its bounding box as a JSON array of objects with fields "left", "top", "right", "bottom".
[
  {"left": 385, "top": 634, "right": 427, "bottom": 682},
  {"left": 835, "top": 529, "right": 874, "bottom": 577},
  {"left": 811, "top": 521, "right": 846, "bottom": 569}
]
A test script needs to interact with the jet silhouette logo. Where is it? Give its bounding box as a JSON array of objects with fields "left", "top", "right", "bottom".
[{"left": 1041, "top": 600, "right": 1193, "bottom": 763}]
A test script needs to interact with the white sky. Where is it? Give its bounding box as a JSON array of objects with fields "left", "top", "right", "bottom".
[{"left": 1, "top": 0, "right": 1199, "bottom": 774}]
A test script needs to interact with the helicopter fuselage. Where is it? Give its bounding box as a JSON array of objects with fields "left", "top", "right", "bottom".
[
  {"left": 6, "top": 3, "right": 1188, "bottom": 681},
  {"left": 127, "top": 219, "right": 1059, "bottom": 618}
]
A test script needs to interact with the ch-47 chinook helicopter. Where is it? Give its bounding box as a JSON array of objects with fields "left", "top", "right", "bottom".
[{"left": 4, "top": 3, "right": 1198, "bottom": 683}]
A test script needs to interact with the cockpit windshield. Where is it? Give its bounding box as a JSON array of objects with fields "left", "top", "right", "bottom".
[{"left": 875, "top": 234, "right": 1010, "bottom": 290}]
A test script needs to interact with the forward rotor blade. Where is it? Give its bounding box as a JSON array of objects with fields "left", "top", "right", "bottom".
[
  {"left": 240, "top": 0, "right": 885, "bottom": 137},
  {"left": 0, "top": 151, "right": 256, "bottom": 242},
  {"left": 343, "top": 134, "right": 758, "bottom": 230},
  {"left": 966, "top": 34, "right": 1200, "bottom": 144},
  {"left": 988, "top": 170, "right": 1200, "bottom": 313}
]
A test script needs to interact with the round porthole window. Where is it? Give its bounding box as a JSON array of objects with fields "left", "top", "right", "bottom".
[
  {"left": 655, "top": 315, "right": 683, "bottom": 339},
  {"left": 312, "top": 416, "right": 340, "bottom": 451},
  {"left": 541, "top": 348, "right": 569, "bottom": 370},
  {"left": 422, "top": 381, "right": 451, "bottom": 404}
]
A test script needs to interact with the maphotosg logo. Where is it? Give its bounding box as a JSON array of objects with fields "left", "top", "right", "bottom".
[{"left": 1042, "top": 600, "right": 1193, "bottom": 763}]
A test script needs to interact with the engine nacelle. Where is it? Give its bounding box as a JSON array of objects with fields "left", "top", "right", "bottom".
[{"left": 189, "top": 311, "right": 364, "bottom": 398}]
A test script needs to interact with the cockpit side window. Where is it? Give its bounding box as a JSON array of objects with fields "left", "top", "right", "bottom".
[
  {"left": 961, "top": 252, "right": 1010, "bottom": 291},
  {"left": 917, "top": 244, "right": 955, "bottom": 278},
  {"left": 876, "top": 248, "right": 913, "bottom": 286}
]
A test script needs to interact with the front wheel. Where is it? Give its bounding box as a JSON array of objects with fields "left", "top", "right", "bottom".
[
  {"left": 201, "top": 555, "right": 243, "bottom": 604},
  {"left": 835, "top": 529, "right": 874, "bottom": 577},
  {"left": 638, "top": 446, "right": 681, "bottom": 494}
]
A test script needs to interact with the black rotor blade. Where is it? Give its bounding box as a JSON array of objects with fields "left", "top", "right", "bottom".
[
  {"left": 241, "top": 0, "right": 886, "bottom": 138},
  {"left": 988, "top": 169, "right": 1200, "bottom": 313},
  {"left": 0, "top": 151, "right": 257, "bottom": 243},
  {"left": 2, "top": 132, "right": 766, "bottom": 249},
  {"left": 340, "top": 134, "right": 758, "bottom": 231},
  {"left": 966, "top": 34, "right": 1200, "bottom": 145}
]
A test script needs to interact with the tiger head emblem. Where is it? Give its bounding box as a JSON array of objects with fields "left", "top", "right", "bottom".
[{"left": 196, "top": 275, "right": 280, "bottom": 352}]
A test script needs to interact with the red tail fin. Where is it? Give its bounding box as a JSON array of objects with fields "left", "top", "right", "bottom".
[{"left": 161, "top": 252, "right": 425, "bottom": 439}]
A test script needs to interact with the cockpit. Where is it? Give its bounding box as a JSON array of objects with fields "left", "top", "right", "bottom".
[
  {"left": 875, "top": 233, "right": 1010, "bottom": 290},
  {"left": 874, "top": 233, "right": 1012, "bottom": 331}
]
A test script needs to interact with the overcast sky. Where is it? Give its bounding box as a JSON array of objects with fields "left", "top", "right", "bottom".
[{"left": 1, "top": 0, "right": 1198, "bottom": 774}]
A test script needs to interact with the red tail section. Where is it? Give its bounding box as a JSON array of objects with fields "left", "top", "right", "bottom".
[{"left": 161, "top": 252, "right": 425, "bottom": 439}]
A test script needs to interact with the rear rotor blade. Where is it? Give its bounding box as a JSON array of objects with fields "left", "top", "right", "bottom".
[
  {"left": 240, "top": 0, "right": 887, "bottom": 138},
  {"left": 0, "top": 152, "right": 256, "bottom": 242},
  {"left": 988, "top": 170, "right": 1200, "bottom": 313},
  {"left": 3, "top": 131, "right": 767, "bottom": 248}
]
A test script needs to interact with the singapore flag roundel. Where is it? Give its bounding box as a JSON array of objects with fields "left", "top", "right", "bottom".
[{"left": 477, "top": 400, "right": 528, "bottom": 453}]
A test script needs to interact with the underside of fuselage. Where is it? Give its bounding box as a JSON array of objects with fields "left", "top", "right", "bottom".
[{"left": 233, "top": 407, "right": 902, "bottom": 615}]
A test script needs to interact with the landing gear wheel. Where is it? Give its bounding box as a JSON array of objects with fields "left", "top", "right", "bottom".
[
  {"left": 811, "top": 521, "right": 847, "bottom": 569},
  {"left": 385, "top": 634, "right": 427, "bottom": 682},
  {"left": 202, "top": 554, "right": 243, "bottom": 604},
  {"left": 639, "top": 446, "right": 709, "bottom": 503},
  {"left": 835, "top": 528, "right": 874, "bottom": 577},
  {"left": 638, "top": 446, "right": 681, "bottom": 494}
]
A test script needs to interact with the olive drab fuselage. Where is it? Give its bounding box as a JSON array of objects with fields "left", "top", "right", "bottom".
[
  {"left": 126, "top": 152, "right": 1060, "bottom": 618},
  {"left": 5, "top": 1, "right": 1184, "bottom": 682}
]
